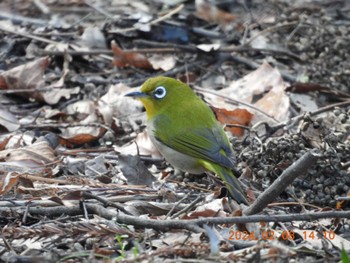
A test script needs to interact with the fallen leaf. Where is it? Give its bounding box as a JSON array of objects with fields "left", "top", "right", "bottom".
[
  {"left": 114, "top": 131, "right": 161, "bottom": 158},
  {"left": 81, "top": 26, "right": 106, "bottom": 49},
  {"left": 216, "top": 62, "right": 290, "bottom": 122},
  {"left": 289, "top": 93, "right": 318, "bottom": 112},
  {"left": 0, "top": 141, "right": 56, "bottom": 167},
  {"left": 288, "top": 82, "right": 350, "bottom": 99},
  {"left": 0, "top": 109, "right": 20, "bottom": 132},
  {"left": 0, "top": 56, "right": 49, "bottom": 96},
  {"left": 98, "top": 83, "right": 144, "bottom": 126},
  {"left": 85, "top": 156, "right": 108, "bottom": 177},
  {"left": 0, "top": 135, "right": 12, "bottom": 151},
  {"left": 60, "top": 100, "right": 106, "bottom": 146},
  {"left": 195, "top": 0, "right": 236, "bottom": 28},
  {"left": 0, "top": 56, "right": 78, "bottom": 105},
  {"left": 212, "top": 107, "right": 253, "bottom": 136},
  {"left": 148, "top": 54, "right": 176, "bottom": 71},
  {"left": 196, "top": 43, "right": 221, "bottom": 52},
  {"left": 111, "top": 41, "right": 153, "bottom": 70},
  {"left": 182, "top": 198, "right": 228, "bottom": 219},
  {"left": 0, "top": 172, "right": 20, "bottom": 195},
  {"left": 119, "top": 154, "right": 157, "bottom": 186},
  {"left": 59, "top": 132, "right": 106, "bottom": 147}
]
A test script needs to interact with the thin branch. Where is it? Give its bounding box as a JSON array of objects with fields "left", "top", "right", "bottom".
[
  {"left": 108, "top": 4, "right": 184, "bottom": 34},
  {"left": 194, "top": 86, "right": 279, "bottom": 124},
  {"left": 21, "top": 204, "right": 350, "bottom": 233},
  {"left": 0, "top": 24, "right": 59, "bottom": 45},
  {"left": 170, "top": 195, "right": 205, "bottom": 219},
  {"left": 259, "top": 99, "right": 350, "bottom": 137}
]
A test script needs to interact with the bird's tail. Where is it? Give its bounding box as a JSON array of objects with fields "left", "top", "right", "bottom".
[{"left": 212, "top": 164, "right": 248, "bottom": 205}]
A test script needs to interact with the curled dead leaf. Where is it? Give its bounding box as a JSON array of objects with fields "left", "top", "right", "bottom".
[
  {"left": 0, "top": 172, "right": 20, "bottom": 195},
  {"left": 0, "top": 141, "right": 57, "bottom": 167},
  {"left": 213, "top": 107, "right": 253, "bottom": 137},
  {"left": 0, "top": 109, "right": 20, "bottom": 132},
  {"left": 0, "top": 56, "right": 77, "bottom": 105},
  {"left": 111, "top": 41, "right": 153, "bottom": 70},
  {"left": 114, "top": 131, "right": 161, "bottom": 158},
  {"left": 58, "top": 131, "right": 106, "bottom": 147},
  {"left": 195, "top": 0, "right": 236, "bottom": 28}
]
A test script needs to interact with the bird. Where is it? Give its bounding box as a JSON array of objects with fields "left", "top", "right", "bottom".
[{"left": 126, "top": 76, "right": 248, "bottom": 204}]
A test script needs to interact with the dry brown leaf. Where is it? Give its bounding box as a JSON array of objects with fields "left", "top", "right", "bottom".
[
  {"left": 182, "top": 198, "right": 228, "bottom": 219},
  {"left": 0, "top": 141, "right": 56, "bottom": 167},
  {"left": 217, "top": 62, "right": 290, "bottom": 122},
  {"left": 212, "top": 107, "right": 253, "bottom": 136},
  {"left": 0, "top": 56, "right": 78, "bottom": 104},
  {"left": 59, "top": 100, "right": 106, "bottom": 146},
  {"left": 58, "top": 132, "right": 106, "bottom": 147},
  {"left": 182, "top": 209, "right": 219, "bottom": 219},
  {"left": 0, "top": 57, "right": 49, "bottom": 92},
  {"left": 18, "top": 185, "right": 59, "bottom": 197},
  {"left": 41, "top": 59, "right": 79, "bottom": 105},
  {"left": 111, "top": 41, "right": 153, "bottom": 70},
  {"left": 0, "top": 172, "right": 20, "bottom": 195},
  {"left": 195, "top": 0, "right": 236, "bottom": 28},
  {"left": 0, "top": 135, "right": 13, "bottom": 150},
  {"left": 114, "top": 131, "right": 161, "bottom": 158},
  {"left": 98, "top": 83, "right": 144, "bottom": 126},
  {"left": 288, "top": 82, "right": 350, "bottom": 99}
]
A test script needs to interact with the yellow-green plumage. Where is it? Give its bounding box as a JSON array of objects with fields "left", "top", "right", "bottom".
[{"left": 126, "top": 76, "right": 248, "bottom": 204}]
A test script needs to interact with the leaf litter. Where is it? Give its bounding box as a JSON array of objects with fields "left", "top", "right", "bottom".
[{"left": 0, "top": 0, "right": 349, "bottom": 262}]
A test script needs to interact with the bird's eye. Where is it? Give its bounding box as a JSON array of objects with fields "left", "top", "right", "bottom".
[{"left": 153, "top": 86, "right": 167, "bottom": 99}]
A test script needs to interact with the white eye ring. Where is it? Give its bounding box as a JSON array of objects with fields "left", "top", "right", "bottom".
[{"left": 153, "top": 86, "right": 167, "bottom": 99}]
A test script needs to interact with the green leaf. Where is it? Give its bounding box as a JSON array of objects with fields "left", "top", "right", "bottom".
[{"left": 341, "top": 246, "right": 350, "bottom": 263}]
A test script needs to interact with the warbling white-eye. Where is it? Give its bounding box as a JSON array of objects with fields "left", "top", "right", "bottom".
[{"left": 126, "top": 76, "right": 248, "bottom": 204}]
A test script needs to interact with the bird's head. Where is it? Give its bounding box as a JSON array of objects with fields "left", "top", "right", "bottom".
[{"left": 126, "top": 76, "right": 196, "bottom": 118}]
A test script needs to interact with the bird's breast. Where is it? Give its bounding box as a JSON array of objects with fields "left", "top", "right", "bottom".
[{"left": 147, "top": 123, "right": 205, "bottom": 174}]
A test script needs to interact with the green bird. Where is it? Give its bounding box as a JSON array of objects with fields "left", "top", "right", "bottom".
[{"left": 126, "top": 76, "right": 248, "bottom": 204}]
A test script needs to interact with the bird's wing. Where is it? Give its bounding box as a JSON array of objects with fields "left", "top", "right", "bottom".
[{"left": 153, "top": 121, "right": 236, "bottom": 169}]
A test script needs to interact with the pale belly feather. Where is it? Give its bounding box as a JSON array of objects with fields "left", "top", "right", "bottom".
[{"left": 147, "top": 125, "right": 205, "bottom": 174}]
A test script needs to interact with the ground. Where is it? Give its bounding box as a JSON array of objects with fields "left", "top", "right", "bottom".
[{"left": 0, "top": 0, "right": 349, "bottom": 262}]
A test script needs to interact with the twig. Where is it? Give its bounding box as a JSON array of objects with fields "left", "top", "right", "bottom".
[
  {"left": 115, "top": 207, "right": 350, "bottom": 232},
  {"left": 194, "top": 86, "right": 279, "bottom": 124},
  {"left": 84, "top": 0, "right": 114, "bottom": 19},
  {"left": 126, "top": 60, "right": 202, "bottom": 86},
  {"left": 12, "top": 204, "right": 350, "bottom": 233},
  {"left": 0, "top": 163, "right": 55, "bottom": 174},
  {"left": 0, "top": 193, "right": 160, "bottom": 208},
  {"left": 36, "top": 48, "right": 176, "bottom": 56},
  {"left": 149, "top": 4, "right": 184, "bottom": 26},
  {"left": 0, "top": 24, "right": 59, "bottom": 45},
  {"left": 170, "top": 195, "right": 205, "bottom": 219},
  {"left": 308, "top": 99, "right": 350, "bottom": 116},
  {"left": 229, "top": 55, "right": 297, "bottom": 82},
  {"left": 242, "top": 21, "right": 309, "bottom": 47},
  {"left": 165, "top": 193, "right": 190, "bottom": 218},
  {"left": 221, "top": 46, "right": 303, "bottom": 62},
  {"left": 22, "top": 122, "right": 113, "bottom": 135},
  {"left": 108, "top": 4, "right": 184, "bottom": 34},
  {"left": 0, "top": 11, "right": 48, "bottom": 26},
  {"left": 33, "top": 0, "right": 50, "bottom": 14},
  {"left": 244, "top": 149, "right": 321, "bottom": 215},
  {"left": 259, "top": 99, "right": 350, "bottom": 137},
  {"left": 82, "top": 191, "right": 133, "bottom": 215}
]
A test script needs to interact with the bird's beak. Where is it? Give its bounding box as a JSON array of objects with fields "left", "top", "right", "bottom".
[{"left": 125, "top": 91, "right": 149, "bottom": 98}]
